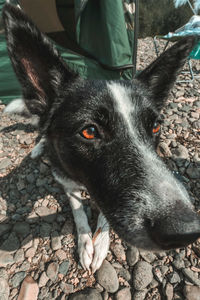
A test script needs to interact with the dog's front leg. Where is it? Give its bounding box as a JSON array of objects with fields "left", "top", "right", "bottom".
[
  {"left": 91, "top": 212, "right": 110, "bottom": 273},
  {"left": 67, "top": 191, "right": 94, "bottom": 271}
]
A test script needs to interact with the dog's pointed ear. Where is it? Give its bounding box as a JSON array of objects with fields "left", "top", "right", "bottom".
[
  {"left": 137, "top": 37, "right": 197, "bottom": 111},
  {"left": 2, "top": 4, "right": 77, "bottom": 115}
]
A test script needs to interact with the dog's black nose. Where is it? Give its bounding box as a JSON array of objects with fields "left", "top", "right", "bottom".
[{"left": 148, "top": 210, "right": 200, "bottom": 250}]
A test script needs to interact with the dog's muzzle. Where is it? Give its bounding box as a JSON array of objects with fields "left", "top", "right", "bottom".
[{"left": 147, "top": 204, "right": 200, "bottom": 250}]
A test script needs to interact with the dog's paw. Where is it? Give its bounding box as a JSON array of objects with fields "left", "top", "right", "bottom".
[
  {"left": 78, "top": 233, "right": 94, "bottom": 271},
  {"left": 30, "top": 138, "right": 46, "bottom": 159},
  {"left": 91, "top": 227, "right": 110, "bottom": 273}
]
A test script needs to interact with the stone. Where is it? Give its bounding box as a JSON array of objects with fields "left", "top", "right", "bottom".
[
  {"left": 38, "top": 272, "right": 49, "bottom": 288},
  {"left": 168, "top": 271, "right": 181, "bottom": 284},
  {"left": 172, "top": 144, "right": 189, "bottom": 160},
  {"left": 46, "top": 262, "right": 59, "bottom": 281},
  {"left": 133, "top": 289, "right": 147, "bottom": 300},
  {"left": 17, "top": 276, "right": 39, "bottom": 300},
  {"left": 111, "top": 243, "right": 126, "bottom": 262},
  {"left": 0, "top": 224, "right": 11, "bottom": 236},
  {"left": 132, "top": 261, "right": 153, "bottom": 290},
  {"left": 35, "top": 207, "right": 56, "bottom": 223},
  {"left": 51, "top": 231, "right": 62, "bottom": 251},
  {"left": 1, "top": 232, "right": 20, "bottom": 252},
  {"left": 126, "top": 246, "right": 139, "bottom": 266},
  {"left": 68, "top": 288, "right": 102, "bottom": 300},
  {"left": 59, "top": 282, "right": 74, "bottom": 294},
  {"left": 165, "top": 283, "right": 174, "bottom": 300},
  {"left": 10, "top": 271, "right": 26, "bottom": 288},
  {"left": 140, "top": 251, "right": 157, "bottom": 263},
  {"left": 186, "top": 165, "right": 200, "bottom": 179},
  {"left": 59, "top": 261, "right": 70, "bottom": 276},
  {"left": 182, "top": 268, "right": 200, "bottom": 286},
  {"left": 96, "top": 260, "right": 119, "bottom": 293},
  {"left": 184, "top": 285, "right": 200, "bottom": 300},
  {"left": 117, "top": 268, "right": 131, "bottom": 281},
  {"left": 0, "top": 251, "right": 15, "bottom": 267},
  {"left": 25, "top": 247, "right": 36, "bottom": 259},
  {"left": 55, "top": 249, "right": 67, "bottom": 261},
  {"left": 0, "top": 278, "right": 10, "bottom": 300},
  {"left": 40, "top": 223, "right": 52, "bottom": 237},
  {"left": 115, "top": 287, "right": 131, "bottom": 300},
  {"left": 13, "top": 222, "right": 30, "bottom": 238},
  {"left": 14, "top": 249, "right": 25, "bottom": 263},
  {"left": 0, "top": 158, "right": 11, "bottom": 170}
]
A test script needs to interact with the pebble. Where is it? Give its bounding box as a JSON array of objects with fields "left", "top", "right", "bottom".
[
  {"left": 96, "top": 260, "right": 119, "bottom": 293},
  {"left": 59, "top": 260, "right": 70, "bottom": 275},
  {"left": 172, "top": 144, "right": 189, "bottom": 160},
  {"left": 1, "top": 232, "right": 20, "bottom": 252},
  {"left": 35, "top": 207, "right": 57, "bottom": 223},
  {"left": 115, "top": 287, "right": 131, "bottom": 300},
  {"left": 59, "top": 282, "right": 74, "bottom": 294},
  {"left": 51, "top": 231, "right": 62, "bottom": 250},
  {"left": 0, "top": 252, "right": 15, "bottom": 267},
  {"left": 133, "top": 289, "right": 147, "bottom": 300},
  {"left": 140, "top": 251, "right": 157, "bottom": 263},
  {"left": 0, "top": 158, "right": 11, "bottom": 170},
  {"left": 68, "top": 288, "right": 102, "bottom": 300},
  {"left": 126, "top": 246, "right": 139, "bottom": 266},
  {"left": 0, "top": 278, "right": 10, "bottom": 300},
  {"left": 132, "top": 261, "right": 153, "bottom": 290},
  {"left": 182, "top": 268, "right": 200, "bottom": 286},
  {"left": 14, "top": 249, "right": 25, "bottom": 263},
  {"left": 10, "top": 271, "right": 26, "bottom": 288},
  {"left": 46, "top": 262, "right": 59, "bottom": 282},
  {"left": 186, "top": 165, "right": 200, "bottom": 179},
  {"left": 183, "top": 285, "right": 200, "bottom": 300},
  {"left": 38, "top": 271, "right": 49, "bottom": 288},
  {"left": 111, "top": 243, "right": 126, "bottom": 262},
  {"left": 165, "top": 282, "right": 174, "bottom": 300},
  {"left": 13, "top": 222, "right": 30, "bottom": 238}
]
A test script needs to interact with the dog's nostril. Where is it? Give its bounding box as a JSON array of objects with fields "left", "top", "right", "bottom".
[{"left": 147, "top": 212, "right": 200, "bottom": 250}]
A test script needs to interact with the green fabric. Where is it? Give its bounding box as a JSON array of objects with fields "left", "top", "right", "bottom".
[
  {"left": 75, "top": 0, "right": 134, "bottom": 68},
  {"left": 0, "top": 0, "right": 136, "bottom": 104}
]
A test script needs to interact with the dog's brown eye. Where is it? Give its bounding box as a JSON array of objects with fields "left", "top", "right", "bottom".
[
  {"left": 81, "top": 126, "right": 98, "bottom": 140},
  {"left": 152, "top": 122, "right": 161, "bottom": 134}
]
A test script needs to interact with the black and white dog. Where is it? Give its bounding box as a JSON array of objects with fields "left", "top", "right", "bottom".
[{"left": 2, "top": 4, "right": 200, "bottom": 273}]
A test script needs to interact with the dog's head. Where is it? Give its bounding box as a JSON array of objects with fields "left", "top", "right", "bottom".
[{"left": 3, "top": 4, "right": 200, "bottom": 250}]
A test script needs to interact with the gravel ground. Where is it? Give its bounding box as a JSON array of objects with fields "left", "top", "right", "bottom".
[{"left": 0, "top": 37, "right": 200, "bottom": 300}]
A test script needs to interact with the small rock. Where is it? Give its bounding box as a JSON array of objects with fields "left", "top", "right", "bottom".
[
  {"left": 59, "top": 282, "right": 74, "bottom": 294},
  {"left": 117, "top": 268, "right": 131, "bottom": 281},
  {"left": 25, "top": 247, "right": 36, "bottom": 259},
  {"left": 184, "top": 285, "right": 200, "bottom": 300},
  {"left": 13, "top": 222, "right": 30, "bottom": 238},
  {"left": 165, "top": 282, "right": 174, "bottom": 300},
  {"left": 168, "top": 271, "right": 181, "bottom": 284},
  {"left": 14, "top": 249, "right": 25, "bottom": 263},
  {"left": 140, "top": 251, "right": 157, "bottom": 263},
  {"left": 51, "top": 231, "right": 62, "bottom": 251},
  {"left": 0, "top": 224, "right": 11, "bottom": 236},
  {"left": 96, "top": 260, "right": 119, "bottom": 293},
  {"left": 111, "top": 243, "right": 126, "bottom": 262},
  {"left": 0, "top": 251, "right": 15, "bottom": 267},
  {"left": 0, "top": 278, "right": 10, "bottom": 300},
  {"left": 132, "top": 261, "right": 153, "bottom": 290},
  {"left": 0, "top": 158, "right": 11, "bottom": 170},
  {"left": 172, "top": 144, "right": 189, "bottom": 160},
  {"left": 59, "top": 261, "right": 70, "bottom": 276},
  {"left": 126, "top": 246, "right": 139, "bottom": 266},
  {"left": 35, "top": 207, "right": 56, "bottom": 223},
  {"left": 133, "top": 289, "right": 147, "bottom": 300},
  {"left": 1, "top": 232, "right": 20, "bottom": 252},
  {"left": 115, "top": 287, "right": 131, "bottom": 300},
  {"left": 186, "top": 165, "right": 200, "bottom": 179},
  {"left": 157, "top": 142, "right": 172, "bottom": 157},
  {"left": 10, "top": 271, "right": 26, "bottom": 288},
  {"left": 55, "top": 249, "right": 67, "bottom": 261},
  {"left": 182, "top": 268, "right": 200, "bottom": 286},
  {"left": 46, "top": 262, "right": 59, "bottom": 281},
  {"left": 38, "top": 272, "right": 49, "bottom": 288},
  {"left": 68, "top": 288, "right": 102, "bottom": 300}
]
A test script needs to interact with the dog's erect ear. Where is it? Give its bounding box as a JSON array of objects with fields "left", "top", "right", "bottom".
[
  {"left": 2, "top": 4, "right": 77, "bottom": 115},
  {"left": 137, "top": 37, "right": 197, "bottom": 111}
]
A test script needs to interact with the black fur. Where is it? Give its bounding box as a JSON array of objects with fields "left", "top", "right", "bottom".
[{"left": 3, "top": 3, "right": 200, "bottom": 251}]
